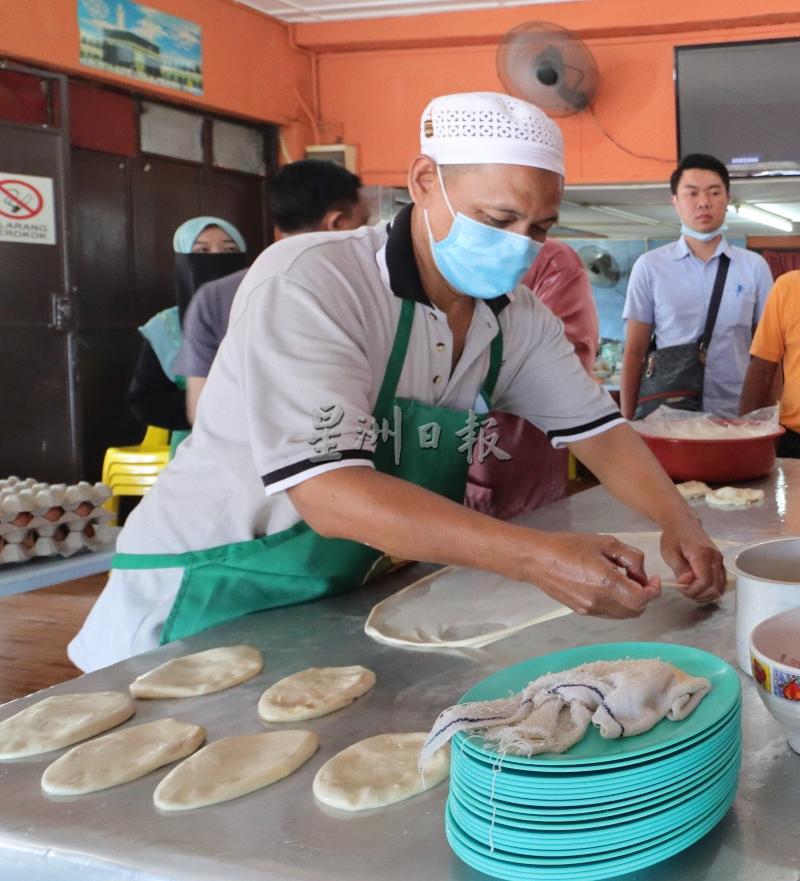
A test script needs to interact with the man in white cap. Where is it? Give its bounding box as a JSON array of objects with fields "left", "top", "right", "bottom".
[{"left": 70, "top": 92, "right": 725, "bottom": 672}]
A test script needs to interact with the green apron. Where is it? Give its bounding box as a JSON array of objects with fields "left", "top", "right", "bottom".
[{"left": 112, "top": 298, "right": 502, "bottom": 644}]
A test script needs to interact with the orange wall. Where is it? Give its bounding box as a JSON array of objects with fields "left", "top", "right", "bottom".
[
  {"left": 1, "top": 0, "right": 316, "bottom": 160},
  {"left": 294, "top": 0, "right": 800, "bottom": 186}
]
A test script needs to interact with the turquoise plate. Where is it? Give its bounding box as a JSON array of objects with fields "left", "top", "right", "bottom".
[
  {"left": 448, "top": 757, "right": 739, "bottom": 854},
  {"left": 451, "top": 709, "right": 739, "bottom": 795},
  {"left": 451, "top": 723, "right": 739, "bottom": 801},
  {"left": 449, "top": 741, "right": 739, "bottom": 821},
  {"left": 451, "top": 642, "right": 740, "bottom": 766},
  {"left": 445, "top": 784, "right": 736, "bottom": 878},
  {"left": 449, "top": 743, "right": 740, "bottom": 828},
  {"left": 449, "top": 717, "right": 738, "bottom": 811}
]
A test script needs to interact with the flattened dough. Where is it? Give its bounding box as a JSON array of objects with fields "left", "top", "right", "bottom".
[
  {"left": 258, "top": 666, "right": 376, "bottom": 722},
  {"left": 41, "top": 718, "right": 205, "bottom": 795},
  {"left": 705, "top": 486, "right": 765, "bottom": 508},
  {"left": 313, "top": 733, "right": 450, "bottom": 811},
  {"left": 130, "top": 646, "right": 263, "bottom": 698},
  {"left": 0, "top": 692, "right": 135, "bottom": 760},
  {"left": 154, "top": 730, "right": 319, "bottom": 811},
  {"left": 365, "top": 533, "right": 741, "bottom": 650},
  {"left": 365, "top": 568, "right": 571, "bottom": 649},
  {"left": 676, "top": 480, "right": 711, "bottom": 500}
]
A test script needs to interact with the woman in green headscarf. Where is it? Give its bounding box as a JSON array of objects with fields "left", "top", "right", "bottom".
[{"left": 127, "top": 217, "right": 248, "bottom": 454}]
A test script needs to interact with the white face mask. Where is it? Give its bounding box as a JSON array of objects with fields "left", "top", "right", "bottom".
[{"left": 680, "top": 223, "right": 728, "bottom": 242}]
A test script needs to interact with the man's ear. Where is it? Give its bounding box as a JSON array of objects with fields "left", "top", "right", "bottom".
[
  {"left": 407, "top": 154, "right": 439, "bottom": 207},
  {"left": 318, "top": 210, "right": 344, "bottom": 231}
]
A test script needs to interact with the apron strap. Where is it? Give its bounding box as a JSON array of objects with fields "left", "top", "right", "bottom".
[
  {"left": 480, "top": 330, "right": 503, "bottom": 407},
  {"left": 112, "top": 521, "right": 311, "bottom": 570},
  {"left": 373, "top": 298, "right": 415, "bottom": 420}
]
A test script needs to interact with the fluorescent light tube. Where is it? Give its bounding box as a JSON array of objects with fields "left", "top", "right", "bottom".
[
  {"left": 734, "top": 204, "right": 794, "bottom": 232},
  {"left": 584, "top": 205, "right": 664, "bottom": 226}
]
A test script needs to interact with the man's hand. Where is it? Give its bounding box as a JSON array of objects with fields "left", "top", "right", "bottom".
[
  {"left": 570, "top": 424, "right": 727, "bottom": 607},
  {"left": 521, "top": 532, "right": 661, "bottom": 619},
  {"left": 660, "top": 518, "right": 726, "bottom": 604}
]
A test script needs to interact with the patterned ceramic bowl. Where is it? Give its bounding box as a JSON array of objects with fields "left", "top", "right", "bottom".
[{"left": 750, "top": 607, "right": 800, "bottom": 755}]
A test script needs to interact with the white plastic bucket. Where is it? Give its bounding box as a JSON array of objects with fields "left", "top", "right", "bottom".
[{"left": 729, "top": 537, "right": 800, "bottom": 674}]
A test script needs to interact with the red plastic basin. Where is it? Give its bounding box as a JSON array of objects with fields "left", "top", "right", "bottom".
[{"left": 638, "top": 428, "right": 785, "bottom": 483}]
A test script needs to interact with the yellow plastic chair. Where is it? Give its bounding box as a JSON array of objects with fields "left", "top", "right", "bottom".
[
  {"left": 101, "top": 426, "right": 170, "bottom": 523},
  {"left": 106, "top": 462, "right": 165, "bottom": 478},
  {"left": 568, "top": 452, "right": 578, "bottom": 482}
]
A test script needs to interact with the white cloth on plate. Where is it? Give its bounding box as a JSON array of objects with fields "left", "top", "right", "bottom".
[{"left": 421, "top": 659, "right": 711, "bottom": 763}]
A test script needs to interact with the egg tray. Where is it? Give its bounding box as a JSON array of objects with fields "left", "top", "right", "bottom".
[{"left": 0, "top": 477, "right": 118, "bottom": 566}]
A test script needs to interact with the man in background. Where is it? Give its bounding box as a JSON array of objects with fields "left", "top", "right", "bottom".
[
  {"left": 620, "top": 153, "right": 772, "bottom": 420},
  {"left": 175, "top": 159, "right": 370, "bottom": 422},
  {"left": 465, "top": 239, "right": 598, "bottom": 519},
  {"left": 739, "top": 270, "right": 800, "bottom": 457}
]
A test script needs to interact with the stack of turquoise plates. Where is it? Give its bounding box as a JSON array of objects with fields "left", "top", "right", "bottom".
[{"left": 445, "top": 642, "right": 741, "bottom": 881}]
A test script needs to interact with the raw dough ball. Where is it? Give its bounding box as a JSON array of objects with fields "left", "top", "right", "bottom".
[
  {"left": 705, "top": 487, "right": 765, "bottom": 508},
  {"left": 258, "top": 666, "right": 376, "bottom": 722},
  {"left": 129, "top": 646, "right": 263, "bottom": 699},
  {"left": 676, "top": 480, "right": 711, "bottom": 500},
  {"left": 41, "top": 718, "right": 205, "bottom": 796},
  {"left": 0, "top": 692, "right": 135, "bottom": 760},
  {"left": 312, "top": 733, "right": 450, "bottom": 812},
  {"left": 154, "top": 730, "right": 319, "bottom": 811}
]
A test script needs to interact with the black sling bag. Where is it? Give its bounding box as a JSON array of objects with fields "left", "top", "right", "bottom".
[{"left": 635, "top": 253, "right": 730, "bottom": 420}]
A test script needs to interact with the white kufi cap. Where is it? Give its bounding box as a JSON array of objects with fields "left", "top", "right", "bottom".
[{"left": 420, "top": 91, "right": 564, "bottom": 177}]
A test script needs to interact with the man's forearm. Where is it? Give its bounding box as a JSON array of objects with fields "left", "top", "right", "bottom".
[
  {"left": 620, "top": 348, "right": 645, "bottom": 419},
  {"left": 185, "top": 376, "right": 207, "bottom": 425},
  {"left": 570, "top": 424, "right": 690, "bottom": 529},
  {"left": 739, "top": 358, "right": 778, "bottom": 415},
  {"left": 287, "top": 466, "right": 539, "bottom": 584}
]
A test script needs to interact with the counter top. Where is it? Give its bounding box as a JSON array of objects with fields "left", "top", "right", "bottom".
[{"left": 1, "top": 461, "right": 799, "bottom": 881}]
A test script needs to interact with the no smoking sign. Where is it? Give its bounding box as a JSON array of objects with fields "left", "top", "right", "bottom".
[
  {"left": 0, "top": 172, "right": 56, "bottom": 245},
  {"left": 0, "top": 179, "right": 44, "bottom": 220}
]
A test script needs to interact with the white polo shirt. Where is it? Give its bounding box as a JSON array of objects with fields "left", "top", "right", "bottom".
[
  {"left": 70, "top": 206, "right": 622, "bottom": 670},
  {"left": 623, "top": 236, "right": 773, "bottom": 417}
]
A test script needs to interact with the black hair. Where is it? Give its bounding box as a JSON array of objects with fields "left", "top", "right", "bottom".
[
  {"left": 269, "top": 159, "right": 362, "bottom": 233},
  {"left": 669, "top": 154, "right": 730, "bottom": 195}
]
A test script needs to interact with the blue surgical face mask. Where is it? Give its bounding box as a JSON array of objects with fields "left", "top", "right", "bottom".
[
  {"left": 424, "top": 166, "right": 543, "bottom": 300},
  {"left": 680, "top": 222, "right": 728, "bottom": 242}
]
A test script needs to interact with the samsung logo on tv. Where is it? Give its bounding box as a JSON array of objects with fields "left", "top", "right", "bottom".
[{"left": 730, "top": 156, "right": 762, "bottom": 165}]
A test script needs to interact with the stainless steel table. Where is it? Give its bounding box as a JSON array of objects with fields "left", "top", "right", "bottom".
[{"left": 1, "top": 462, "right": 799, "bottom": 881}]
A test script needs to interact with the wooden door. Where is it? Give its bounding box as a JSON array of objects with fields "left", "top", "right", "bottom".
[{"left": 0, "top": 65, "right": 78, "bottom": 482}]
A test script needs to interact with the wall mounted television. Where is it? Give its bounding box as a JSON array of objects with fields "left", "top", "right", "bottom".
[{"left": 675, "top": 38, "right": 800, "bottom": 177}]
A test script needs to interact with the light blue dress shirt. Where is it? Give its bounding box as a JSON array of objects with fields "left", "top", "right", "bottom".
[{"left": 623, "top": 236, "right": 773, "bottom": 417}]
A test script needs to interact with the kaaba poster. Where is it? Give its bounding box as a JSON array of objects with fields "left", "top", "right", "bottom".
[{"left": 78, "top": 0, "right": 203, "bottom": 95}]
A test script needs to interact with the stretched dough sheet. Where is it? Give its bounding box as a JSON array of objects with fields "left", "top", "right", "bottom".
[
  {"left": 365, "top": 568, "right": 571, "bottom": 649},
  {"left": 365, "top": 533, "right": 739, "bottom": 650}
]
